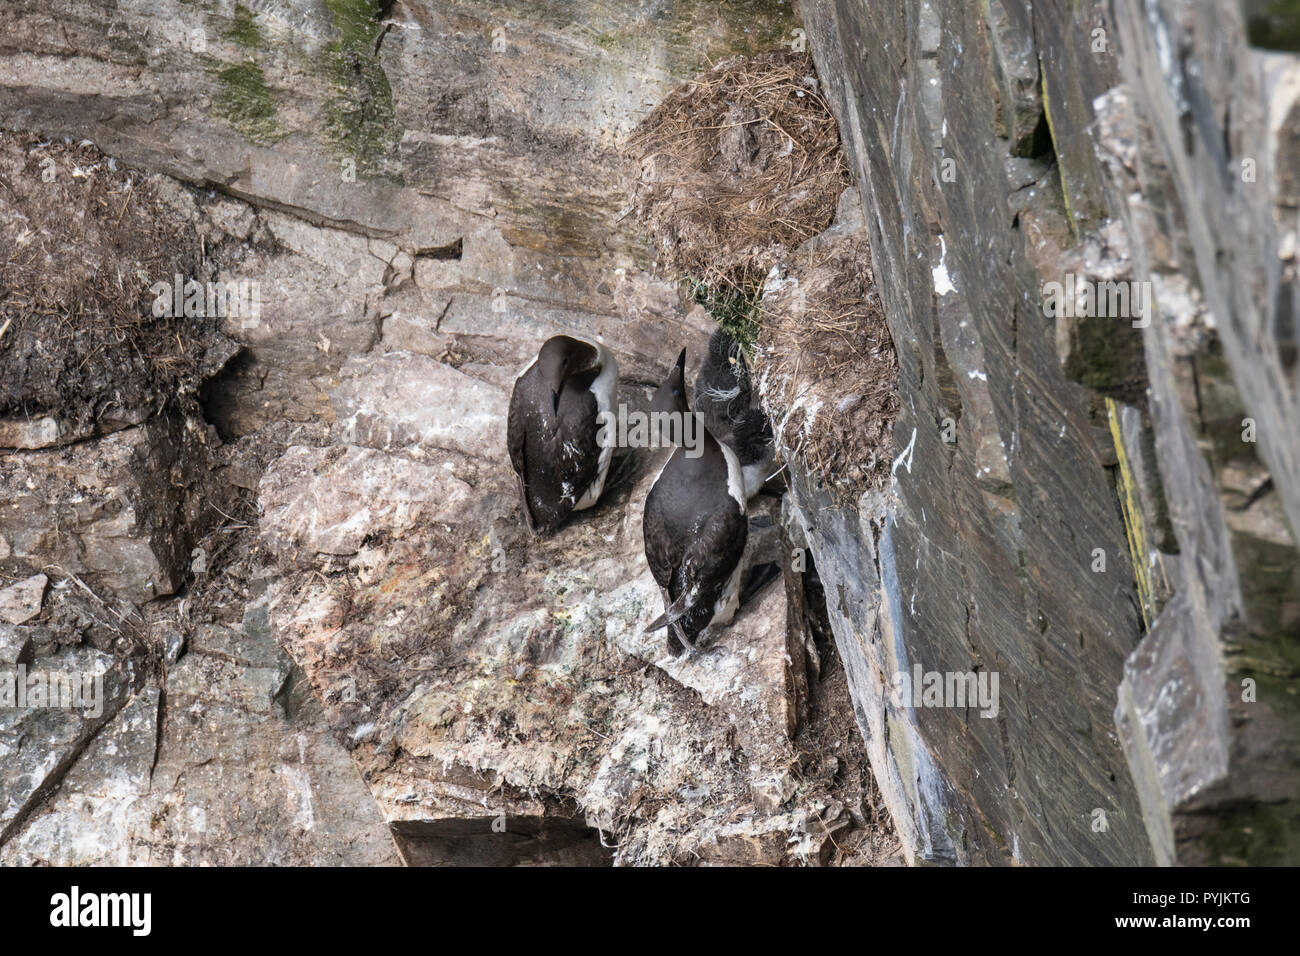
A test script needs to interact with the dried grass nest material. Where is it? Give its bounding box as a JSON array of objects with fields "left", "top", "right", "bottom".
[
  {"left": 0, "top": 132, "right": 229, "bottom": 435},
  {"left": 626, "top": 51, "right": 897, "bottom": 496},
  {"left": 754, "top": 216, "right": 900, "bottom": 498},
  {"left": 625, "top": 50, "right": 851, "bottom": 290}
]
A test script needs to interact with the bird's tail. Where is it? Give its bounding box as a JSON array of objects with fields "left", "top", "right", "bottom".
[{"left": 647, "top": 591, "right": 695, "bottom": 656}]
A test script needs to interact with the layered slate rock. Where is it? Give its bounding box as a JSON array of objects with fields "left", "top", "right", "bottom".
[
  {"left": 797, "top": 0, "right": 1149, "bottom": 865},
  {"left": 1100, "top": 3, "right": 1300, "bottom": 866},
  {"left": 800, "top": 0, "right": 1300, "bottom": 864}
]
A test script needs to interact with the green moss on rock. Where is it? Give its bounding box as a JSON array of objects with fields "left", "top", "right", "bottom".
[
  {"left": 221, "top": 4, "right": 265, "bottom": 49},
  {"left": 211, "top": 61, "right": 280, "bottom": 144},
  {"left": 321, "top": 0, "right": 400, "bottom": 175},
  {"left": 1060, "top": 314, "right": 1148, "bottom": 405},
  {"left": 1198, "top": 797, "right": 1300, "bottom": 865},
  {"left": 1243, "top": 0, "right": 1300, "bottom": 51}
]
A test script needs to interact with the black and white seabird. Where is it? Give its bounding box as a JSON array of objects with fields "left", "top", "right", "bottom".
[
  {"left": 643, "top": 348, "right": 749, "bottom": 656},
  {"left": 693, "top": 329, "right": 775, "bottom": 499},
  {"left": 507, "top": 334, "right": 619, "bottom": 534}
]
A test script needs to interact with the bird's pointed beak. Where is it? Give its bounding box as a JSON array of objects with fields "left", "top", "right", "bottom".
[
  {"left": 551, "top": 389, "right": 561, "bottom": 415},
  {"left": 675, "top": 348, "right": 686, "bottom": 373}
]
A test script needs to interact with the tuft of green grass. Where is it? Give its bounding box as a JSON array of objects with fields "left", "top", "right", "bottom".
[{"left": 688, "top": 278, "right": 762, "bottom": 353}]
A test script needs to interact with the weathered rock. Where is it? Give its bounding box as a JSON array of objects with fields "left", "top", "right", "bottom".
[
  {"left": 0, "top": 574, "right": 47, "bottom": 625},
  {"left": 0, "top": 412, "right": 214, "bottom": 603},
  {"left": 797, "top": 0, "right": 1150, "bottom": 865},
  {"left": 0, "top": 418, "right": 61, "bottom": 451},
  {"left": 1100, "top": 1, "right": 1300, "bottom": 866},
  {"left": 258, "top": 444, "right": 474, "bottom": 563},
  {"left": 331, "top": 351, "right": 506, "bottom": 459},
  {"left": 0, "top": 624, "right": 33, "bottom": 669},
  {"left": 0, "top": 594, "right": 400, "bottom": 865},
  {"left": 0, "top": 0, "right": 781, "bottom": 443},
  {"left": 1, "top": 0, "right": 876, "bottom": 868},
  {"left": 0, "top": 645, "right": 140, "bottom": 845},
  {"left": 0, "top": 0, "right": 1293, "bottom": 870}
]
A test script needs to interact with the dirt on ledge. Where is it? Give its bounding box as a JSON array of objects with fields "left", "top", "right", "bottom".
[{"left": 0, "top": 132, "right": 236, "bottom": 440}]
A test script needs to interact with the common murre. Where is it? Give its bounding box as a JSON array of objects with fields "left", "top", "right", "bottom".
[
  {"left": 693, "top": 328, "right": 775, "bottom": 499},
  {"left": 642, "top": 348, "right": 749, "bottom": 656},
  {"left": 507, "top": 334, "right": 619, "bottom": 534}
]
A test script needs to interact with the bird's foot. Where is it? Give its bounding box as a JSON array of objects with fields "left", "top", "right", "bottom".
[{"left": 669, "top": 623, "right": 697, "bottom": 658}]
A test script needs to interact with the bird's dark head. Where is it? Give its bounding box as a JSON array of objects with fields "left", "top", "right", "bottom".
[
  {"left": 537, "top": 335, "right": 598, "bottom": 414},
  {"left": 652, "top": 349, "right": 709, "bottom": 456},
  {"left": 651, "top": 347, "right": 690, "bottom": 419}
]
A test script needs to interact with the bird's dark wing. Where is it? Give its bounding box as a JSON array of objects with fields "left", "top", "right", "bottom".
[
  {"left": 554, "top": 370, "right": 601, "bottom": 505},
  {"left": 507, "top": 379, "right": 538, "bottom": 533},
  {"left": 642, "top": 477, "right": 679, "bottom": 590},
  {"left": 670, "top": 505, "right": 747, "bottom": 636},
  {"left": 643, "top": 500, "right": 747, "bottom": 653}
]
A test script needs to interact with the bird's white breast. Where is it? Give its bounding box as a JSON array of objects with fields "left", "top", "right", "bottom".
[
  {"left": 719, "top": 439, "right": 746, "bottom": 511},
  {"left": 573, "top": 343, "right": 619, "bottom": 511}
]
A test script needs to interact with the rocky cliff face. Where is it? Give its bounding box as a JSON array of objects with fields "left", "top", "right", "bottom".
[
  {"left": 0, "top": 0, "right": 897, "bottom": 865},
  {"left": 1, "top": 0, "right": 1296, "bottom": 867},
  {"left": 799, "top": 0, "right": 1300, "bottom": 864}
]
